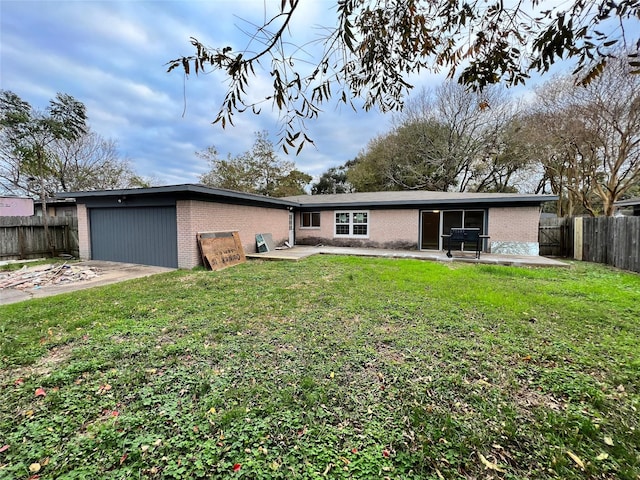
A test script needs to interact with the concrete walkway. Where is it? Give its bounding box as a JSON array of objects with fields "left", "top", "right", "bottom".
[
  {"left": 0, "top": 260, "right": 174, "bottom": 306},
  {"left": 246, "top": 245, "right": 569, "bottom": 267}
]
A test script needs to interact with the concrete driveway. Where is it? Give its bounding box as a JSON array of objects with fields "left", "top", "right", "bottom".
[{"left": 0, "top": 260, "right": 174, "bottom": 306}]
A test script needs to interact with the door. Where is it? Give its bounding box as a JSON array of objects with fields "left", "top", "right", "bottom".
[
  {"left": 420, "top": 211, "right": 440, "bottom": 249},
  {"left": 89, "top": 206, "right": 178, "bottom": 268},
  {"left": 420, "top": 209, "right": 486, "bottom": 251},
  {"left": 288, "top": 211, "right": 295, "bottom": 246}
]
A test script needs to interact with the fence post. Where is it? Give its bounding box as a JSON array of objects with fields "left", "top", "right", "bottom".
[{"left": 573, "top": 217, "right": 583, "bottom": 260}]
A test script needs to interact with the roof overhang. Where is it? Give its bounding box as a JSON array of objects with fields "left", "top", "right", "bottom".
[
  {"left": 58, "top": 184, "right": 558, "bottom": 210},
  {"left": 58, "top": 184, "right": 298, "bottom": 209}
]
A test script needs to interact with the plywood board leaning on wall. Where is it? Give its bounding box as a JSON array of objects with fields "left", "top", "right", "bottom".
[{"left": 197, "top": 231, "right": 246, "bottom": 271}]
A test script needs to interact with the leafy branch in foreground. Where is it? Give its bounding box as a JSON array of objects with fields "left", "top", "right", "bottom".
[{"left": 167, "top": 0, "right": 640, "bottom": 152}]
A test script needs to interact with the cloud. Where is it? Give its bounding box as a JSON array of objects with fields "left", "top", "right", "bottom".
[{"left": 0, "top": 0, "right": 472, "bottom": 189}]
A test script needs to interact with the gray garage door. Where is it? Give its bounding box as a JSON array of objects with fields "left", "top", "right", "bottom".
[{"left": 89, "top": 207, "right": 178, "bottom": 268}]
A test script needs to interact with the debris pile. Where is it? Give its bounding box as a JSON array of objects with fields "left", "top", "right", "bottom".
[{"left": 0, "top": 263, "right": 99, "bottom": 290}]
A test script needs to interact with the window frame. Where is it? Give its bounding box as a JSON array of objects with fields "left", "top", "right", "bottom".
[
  {"left": 334, "top": 210, "right": 369, "bottom": 238},
  {"left": 300, "top": 211, "right": 321, "bottom": 229}
]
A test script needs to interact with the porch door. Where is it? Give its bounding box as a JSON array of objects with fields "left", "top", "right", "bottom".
[
  {"left": 288, "top": 211, "right": 295, "bottom": 246},
  {"left": 420, "top": 211, "right": 440, "bottom": 249},
  {"left": 420, "top": 210, "right": 486, "bottom": 251},
  {"left": 442, "top": 210, "right": 486, "bottom": 252}
]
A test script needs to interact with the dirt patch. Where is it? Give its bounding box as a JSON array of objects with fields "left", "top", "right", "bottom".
[
  {"left": 514, "top": 386, "right": 566, "bottom": 414},
  {"left": 1, "top": 343, "right": 75, "bottom": 383}
]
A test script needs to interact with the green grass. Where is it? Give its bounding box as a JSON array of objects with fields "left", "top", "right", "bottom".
[{"left": 0, "top": 256, "right": 639, "bottom": 479}]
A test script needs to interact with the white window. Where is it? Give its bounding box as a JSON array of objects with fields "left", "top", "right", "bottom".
[
  {"left": 334, "top": 211, "right": 368, "bottom": 237},
  {"left": 301, "top": 212, "right": 321, "bottom": 228}
]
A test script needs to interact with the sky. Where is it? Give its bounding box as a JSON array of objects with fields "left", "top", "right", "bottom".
[
  {"left": 1, "top": 1, "right": 638, "bottom": 189},
  {"left": 0, "top": 0, "right": 437, "bottom": 187}
]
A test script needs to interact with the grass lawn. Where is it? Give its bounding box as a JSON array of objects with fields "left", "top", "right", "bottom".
[{"left": 0, "top": 256, "right": 639, "bottom": 479}]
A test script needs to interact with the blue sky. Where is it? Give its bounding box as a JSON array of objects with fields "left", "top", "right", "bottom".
[
  {"left": 0, "top": 0, "right": 424, "bottom": 186},
  {"left": 1, "top": 1, "right": 637, "bottom": 188}
]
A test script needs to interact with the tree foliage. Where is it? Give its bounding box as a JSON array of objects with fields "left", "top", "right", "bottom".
[
  {"left": 168, "top": 0, "right": 640, "bottom": 150},
  {"left": 342, "top": 82, "right": 534, "bottom": 193},
  {"left": 526, "top": 54, "right": 640, "bottom": 216},
  {"left": 311, "top": 164, "right": 354, "bottom": 194},
  {"left": 198, "top": 131, "right": 311, "bottom": 197},
  {"left": 0, "top": 90, "right": 146, "bottom": 198}
]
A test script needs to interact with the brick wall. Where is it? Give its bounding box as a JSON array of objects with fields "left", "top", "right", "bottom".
[
  {"left": 296, "top": 209, "right": 418, "bottom": 249},
  {"left": 177, "top": 200, "right": 290, "bottom": 268},
  {"left": 295, "top": 206, "right": 541, "bottom": 253},
  {"left": 487, "top": 206, "right": 541, "bottom": 243},
  {"left": 76, "top": 203, "right": 91, "bottom": 260}
]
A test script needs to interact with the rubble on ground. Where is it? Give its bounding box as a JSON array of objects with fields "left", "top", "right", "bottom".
[{"left": 0, "top": 263, "right": 99, "bottom": 290}]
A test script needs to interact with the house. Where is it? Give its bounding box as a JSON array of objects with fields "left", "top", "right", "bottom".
[
  {"left": 34, "top": 198, "right": 77, "bottom": 217},
  {"left": 614, "top": 197, "right": 640, "bottom": 216},
  {"left": 61, "top": 184, "right": 557, "bottom": 269}
]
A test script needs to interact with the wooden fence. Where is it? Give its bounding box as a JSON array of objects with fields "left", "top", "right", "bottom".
[
  {"left": 539, "top": 216, "right": 574, "bottom": 258},
  {"left": 580, "top": 216, "right": 640, "bottom": 273},
  {"left": 0, "top": 216, "right": 79, "bottom": 260},
  {"left": 539, "top": 216, "right": 640, "bottom": 273}
]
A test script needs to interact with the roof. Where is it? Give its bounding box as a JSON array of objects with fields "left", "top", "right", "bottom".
[
  {"left": 614, "top": 197, "right": 640, "bottom": 207},
  {"left": 283, "top": 191, "right": 557, "bottom": 208},
  {"left": 58, "top": 184, "right": 557, "bottom": 209},
  {"left": 58, "top": 184, "right": 298, "bottom": 208}
]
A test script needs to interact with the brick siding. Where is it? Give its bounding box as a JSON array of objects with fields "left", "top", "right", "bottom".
[
  {"left": 76, "top": 203, "right": 91, "bottom": 260},
  {"left": 487, "top": 206, "right": 540, "bottom": 243},
  {"left": 177, "top": 200, "right": 290, "bottom": 268}
]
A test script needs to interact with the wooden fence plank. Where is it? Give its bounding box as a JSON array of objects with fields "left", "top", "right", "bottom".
[
  {"left": 578, "top": 216, "right": 640, "bottom": 273},
  {"left": 0, "top": 216, "right": 78, "bottom": 260}
]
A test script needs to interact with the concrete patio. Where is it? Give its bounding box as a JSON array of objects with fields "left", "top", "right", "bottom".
[{"left": 245, "top": 245, "right": 570, "bottom": 267}]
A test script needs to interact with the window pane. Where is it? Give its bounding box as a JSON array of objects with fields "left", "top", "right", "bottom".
[
  {"left": 301, "top": 212, "right": 310, "bottom": 227},
  {"left": 336, "top": 212, "right": 349, "bottom": 224},
  {"left": 353, "top": 224, "right": 367, "bottom": 235},
  {"left": 336, "top": 224, "right": 350, "bottom": 235},
  {"left": 311, "top": 212, "right": 321, "bottom": 227},
  {"left": 353, "top": 212, "right": 367, "bottom": 223},
  {"left": 464, "top": 210, "right": 484, "bottom": 232}
]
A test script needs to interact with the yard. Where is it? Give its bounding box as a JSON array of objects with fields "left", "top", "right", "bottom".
[{"left": 0, "top": 256, "right": 638, "bottom": 479}]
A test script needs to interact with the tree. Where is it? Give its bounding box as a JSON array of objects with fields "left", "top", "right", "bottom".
[
  {"left": 347, "top": 120, "right": 465, "bottom": 192},
  {"left": 344, "top": 82, "right": 534, "bottom": 193},
  {"left": 0, "top": 94, "right": 147, "bottom": 196},
  {"left": 168, "top": 0, "right": 640, "bottom": 151},
  {"left": 198, "top": 131, "right": 311, "bottom": 197},
  {"left": 311, "top": 164, "right": 354, "bottom": 194},
  {"left": 0, "top": 90, "right": 87, "bottom": 254},
  {"left": 528, "top": 54, "right": 640, "bottom": 216}
]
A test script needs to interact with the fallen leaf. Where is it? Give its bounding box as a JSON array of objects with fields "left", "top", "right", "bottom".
[
  {"left": 14, "top": 378, "right": 24, "bottom": 386},
  {"left": 329, "top": 371, "right": 335, "bottom": 379},
  {"left": 208, "top": 407, "right": 217, "bottom": 414},
  {"left": 596, "top": 452, "right": 609, "bottom": 461},
  {"left": 604, "top": 436, "right": 614, "bottom": 446},
  {"left": 29, "top": 463, "right": 41, "bottom": 473},
  {"left": 567, "top": 450, "right": 585, "bottom": 469},
  {"left": 478, "top": 452, "right": 505, "bottom": 472},
  {"left": 233, "top": 463, "right": 241, "bottom": 472},
  {"left": 141, "top": 445, "right": 150, "bottom": 452},
  {"left": 382, "top": 449, "right": 390, "bottom": 458},
  {"left": 98, "top": 384, "right": 112, "bottom": 394},
  {"left": 435, "top": 467, "right": 445, "bottom": 480},
  {"left": 34, "top": 388, "right": 46, "bottom": 397},
  {"left": 351, "top": 448, "right": 358, "bottom": 454},
  {"left": 0, "top": 445, "right": 9, "bottom": 453},
  {"left": 153, "top": 439, "right": 163, "bottom": 447},
  {"left": 119, "top": 453, "right": 128, "bottom": 465}
]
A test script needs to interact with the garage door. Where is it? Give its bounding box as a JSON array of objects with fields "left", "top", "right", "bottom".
[{"left": 89, "top": 207, "right": 178, "bottom": 268}]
